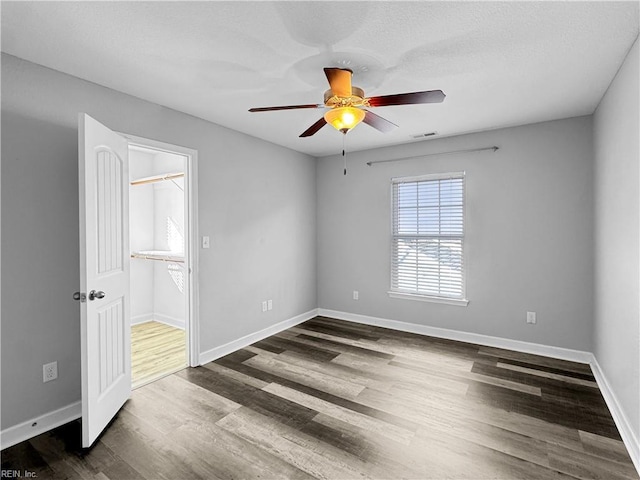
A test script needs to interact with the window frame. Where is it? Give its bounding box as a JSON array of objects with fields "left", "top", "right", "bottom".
[{"left": 388, "top": 171, "right": 469, "bottom": 306}]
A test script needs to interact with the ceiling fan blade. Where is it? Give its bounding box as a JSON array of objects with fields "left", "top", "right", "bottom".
[
  {"left": 363, "top": 110, "right": 398, "bottom": 133},
  {"left": 367, "top": 90, "right": 445, "bottom": 107},
  {"left": 299, "top": 117, "right": 327, "bottom": 137},
  {"left": 249, "top": 104, "right": 323, "bottom": 112},
  {"left": 324, "top": 67, "right": 353, "bottom": 97}
]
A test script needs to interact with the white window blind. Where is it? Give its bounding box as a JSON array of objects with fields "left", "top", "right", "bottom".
[{"left": 391, "top": 172, "right": 465, "bottom": 301}]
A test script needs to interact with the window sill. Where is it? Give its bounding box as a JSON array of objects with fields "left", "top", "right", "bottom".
[{"left": 388, "top": 291, "right": 469, "bottom": 307}]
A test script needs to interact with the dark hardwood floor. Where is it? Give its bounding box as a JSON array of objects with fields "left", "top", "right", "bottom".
[{"left": 2, "top": 316, "right": 638, "bottom": 479}]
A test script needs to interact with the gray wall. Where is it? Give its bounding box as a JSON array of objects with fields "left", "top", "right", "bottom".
[
  {"left": 593, "top": 37, "right": 639, "bottom": 444},
  {"left": 1, "top": 54, "right": 317, "bottom": 429},
  {"left": 317, "top": 116, "right": 594, "bottom": 351}
]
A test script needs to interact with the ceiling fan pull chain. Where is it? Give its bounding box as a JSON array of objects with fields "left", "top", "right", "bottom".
[{"left": 343, "top": 132, "right": 347, "bottom": 175}]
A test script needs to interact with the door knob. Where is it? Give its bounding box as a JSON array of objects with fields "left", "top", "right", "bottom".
[{"left": 88, "top": 290, "right": 106, "bottom": 301}]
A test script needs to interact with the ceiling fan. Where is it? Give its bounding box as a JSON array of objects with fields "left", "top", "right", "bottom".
[{"left": 249, "top": 67, "right": 446, "bottom": 138}]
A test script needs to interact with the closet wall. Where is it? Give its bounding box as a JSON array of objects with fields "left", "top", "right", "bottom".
[{"left": 130, "top": 148, "right": 186, "bottom": 329}]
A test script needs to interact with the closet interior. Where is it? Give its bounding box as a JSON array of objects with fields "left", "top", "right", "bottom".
[{"left": 129, "top": 145, "right": 188, "bottom": 388}]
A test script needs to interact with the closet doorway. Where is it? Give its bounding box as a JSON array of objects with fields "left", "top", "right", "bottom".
[{"left": 126, "top": 137, "right": 198, "bottom": 389}]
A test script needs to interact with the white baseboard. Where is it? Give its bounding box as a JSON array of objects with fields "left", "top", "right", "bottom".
[
  {"left": 131, "top": 314, "right": 154, "bottom": 326},
  {"left": 0, "top": 401, "right": 81, "bottom": 451},
  {"left": 199, "top": 309, "right": 318, "bottom": 365},
  {"left": 153, "top": 313, "right": 185, "bottom": 330},
  {"left": 589, "top": 356, "right": 640, "bottom": 474},
  {"left": 317, "top": 308, "right": 592, "bottom": 364},
  {"left": 131, "top": 313, "right": 185, "bottom": 329}
]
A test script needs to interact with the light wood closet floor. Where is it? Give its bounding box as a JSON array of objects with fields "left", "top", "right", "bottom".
[{"left": 131, "top": 321, "right": 186, "bottom": 388}]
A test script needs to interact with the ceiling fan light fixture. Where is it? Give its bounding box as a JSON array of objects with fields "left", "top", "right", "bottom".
[{"left": 324, "top": 106, "right": 365, "bottom": 133}]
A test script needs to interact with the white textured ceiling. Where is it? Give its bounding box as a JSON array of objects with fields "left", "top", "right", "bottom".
[{"left": 2, "top": 1, "right": 638, "bottom": 157}]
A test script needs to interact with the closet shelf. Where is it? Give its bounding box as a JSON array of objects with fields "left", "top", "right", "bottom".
[
  {"left": 131, "top": 250, "right": 184, "bottom": 263},
  {"left": 130, "top": 172, "right": 184, "bottom": 186}
]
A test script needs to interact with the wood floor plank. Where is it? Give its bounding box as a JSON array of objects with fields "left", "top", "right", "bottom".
[
  {"left": 296, "top": 417, "right": 423, "bottom": 479},
  {"left": 172, "top": 419, "right": 315, "bottom": 480},
  {"left": 175, "top": 365, "right": 318, "bottom": 430},
  {"left": 217, "top": 407, "right": 367, "bottom": 480},
  {"left": 375, "top": 336, "right": 477, "bottom": 370},
  {"left": 478, "top": 346, "right": 594, "bottom": 375},
  {"left": 254, "top": 335, "right": 341, "bottom": 362},
  {"left": 262, "top": 382, "right": 415, "bottom": 445},
  {"left": 126, "top": 372, "right": 314, "bottom": 480},
  {"left": 3, "top": 316, "right": 637, "bottom": 480},
  {"left": 131, "top": 321, "right": 186, "bottom": 388},
  {"left": 465, "top": 374, "right": 621, "bottom": 440},
  {"left": 285, "top": 330, "right": 396, "bottom": 360},
  {"left": 394, "top": 381, "right": 593, "bottom": 453},
  {"left": 288, "top": 327, "right": 394, "bottom": 356},
  {"left": 303, "top": 318, "right": 383, "bottom": 341},
  {"left": 257, "top": 348, "right": 392, "bottom": 392},
  {"left": 327, "top": 351, "right": 396, "bottom": 372},
  {"left": 99, "top": 411, "right": 211, "bottom": 480},
  {"left": 310, "top": 412, "right": 453, "bottom": 479},
  {"left": 471, "top": 361, "right": 602, "bottom": 396},
  {"left": 141, "top": 373, "right": 242, "bottom": 422},
  {"left": 216, "top": 348, "right": 420, "bottom": 432},
  {"left": 134, "top": 390, "right": 313, "bottom": 480},
  {"left": 202, "top": 361, "right": 270, "bottom": 390},
  {"left": 332, "top": 352, "right": 470, "bottom": 396},
  {"left": 388, "top": 356, "right": 542, "bottom": 396},
  {"left": 497, "top": 360, "right": 598, "bottom": 385},
  {"left": 548, "top": 443, "right": 639, "bottom": 480},
  {"left": 243, "top": 350, "right": 367, "bottom": 400},
  {"left": 578, "top": 430, "right": 633, "bottom": 462},
  {"left": 413, "top": 426, "right": 578, "bottom": 480},
  {"left": 217, "top": 406, "right": 401, "bottom": 480}
]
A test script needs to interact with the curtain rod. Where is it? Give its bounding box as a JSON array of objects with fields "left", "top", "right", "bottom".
[{"left": 366, "top": 146, "right": 499, "bottom": 166}]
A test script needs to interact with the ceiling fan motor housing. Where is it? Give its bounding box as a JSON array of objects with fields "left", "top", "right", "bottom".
[{"left": 323, "top": 87, "right": 369, "bottom": 108}]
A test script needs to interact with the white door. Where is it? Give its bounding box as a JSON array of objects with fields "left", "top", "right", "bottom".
[{"left": 78, "top": 113, "right": 131, "bottom": 448}]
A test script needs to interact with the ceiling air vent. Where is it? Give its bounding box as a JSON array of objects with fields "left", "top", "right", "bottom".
[{"left": 412, "top": 132, "right": 438, "bottom": 139}]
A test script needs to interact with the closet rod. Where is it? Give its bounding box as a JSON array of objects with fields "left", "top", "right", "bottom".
[
  {"left": 366, "top": 146, "right": 499, "bottom": 166},
  {"left": 130, "top": 172, "right": 184, "bottom": 186},
  {"left": 131, "top": 252, "right": 184, "bottom": 263}
]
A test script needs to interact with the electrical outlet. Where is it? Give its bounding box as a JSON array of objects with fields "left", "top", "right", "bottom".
[
  {"left": 526, "top": 311, "right": 537, "bottom": 324},
  {"left": 43, "top": 361, "right": 58, "bottom": 383},
  {"left": 353, "top": 290, "right": 359, "bottom": 300},
  {"left": 262, "top": 301, "right": 267, "bottom": 312},
  {"left": 267, "top": 299, "right": 273, "bottom": 311}
]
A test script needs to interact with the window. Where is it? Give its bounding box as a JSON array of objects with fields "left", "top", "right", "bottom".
[{"left": 390, "top": 172, "right": 467, "bottom": 306}]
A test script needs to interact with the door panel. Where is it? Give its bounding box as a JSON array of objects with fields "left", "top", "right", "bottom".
[
  {"left": 96, "top": 150, "right": 124, "bottom": 274},
  {"left": 79, "top": 113, "right": 131, "bottom": 447},
  {"left": 97, "top": 299, "right": 125, "bottom": 395}
]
